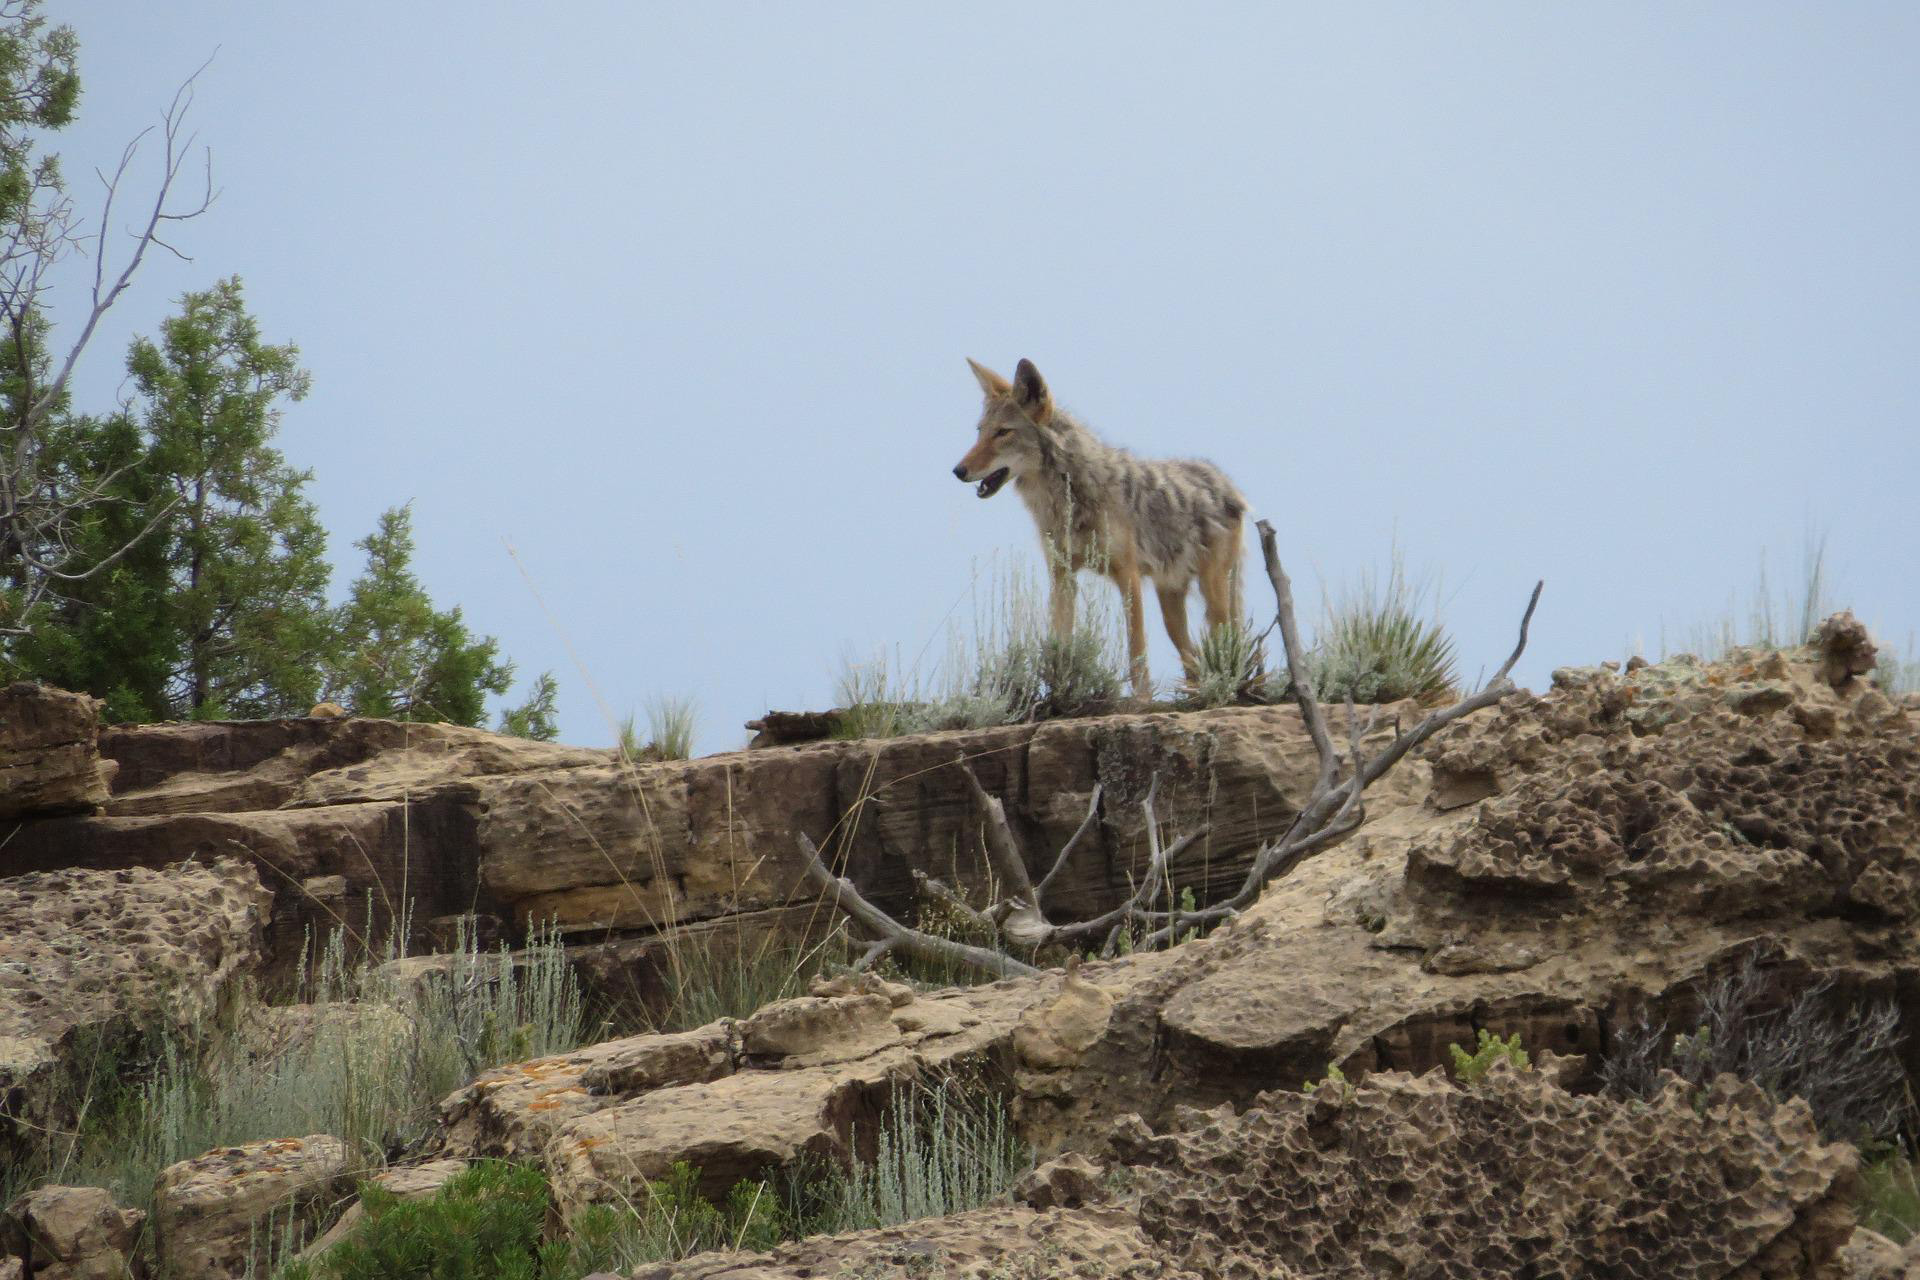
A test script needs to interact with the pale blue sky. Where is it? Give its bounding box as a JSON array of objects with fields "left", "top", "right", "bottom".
[{"left": 50, "top": 4, "right": 1920, "bottom": 750}]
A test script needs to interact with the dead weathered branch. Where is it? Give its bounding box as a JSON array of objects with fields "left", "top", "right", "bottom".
[
  {"left": 1034, "top": 782, "right": 1102, "bottom": 900},
  {"left": 1, "top": 58, "right": 216, "bottom": 634},
  {"left": 798, "top": 518, "right": 1542, "bottom": 980},
  {"left": 796, "top": 831, "right": 1040, "bottom": 979}
]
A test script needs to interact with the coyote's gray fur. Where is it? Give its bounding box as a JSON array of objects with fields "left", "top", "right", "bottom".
[{"left": 951, "top": 357, "right": 1246, "bottom": 697}]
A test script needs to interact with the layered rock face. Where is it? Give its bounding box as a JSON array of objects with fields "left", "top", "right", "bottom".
[
  {"left": 0, "top": 684, "right": 112, "bottom": 820},
  {"left": 1, "top": 697, "right": 1395, "bottom": 996}
]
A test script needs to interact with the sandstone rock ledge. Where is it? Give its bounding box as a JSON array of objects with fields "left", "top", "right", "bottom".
[{"left": 398, "top": 637, "right": 1915, "bottom": 1279}]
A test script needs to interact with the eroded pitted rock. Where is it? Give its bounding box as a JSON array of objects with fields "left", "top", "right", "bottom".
[
  {"left": 1423, "top": 626, "right": 1891, "bottom": 807},
  {"left": 1112, "top": 1067, "right": 1857, "bottom": 1279},
  {"left": 0, "top": 857, "right": 270, "bottom": 1165},
  {"left": 642, "top": 1202, "right": 1166, "bottom": 1280},
  {"left": 1814, "top": 610, "right": 1878, "bottom": 689},
  {"left": 1409, "top": 695, "right": 1920, "bottom": 922}
]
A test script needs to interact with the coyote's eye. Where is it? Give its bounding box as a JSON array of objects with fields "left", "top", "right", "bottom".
[{"left": 992, "top": 427, "right": 1014, "bottom": 439}]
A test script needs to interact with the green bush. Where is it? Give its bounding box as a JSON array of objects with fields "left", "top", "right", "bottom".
[
  {"left": 280, "top": 1161, "right": 560, "bottom": 1280},
  {"left": 284, "top": 1160, "right": 784, "bottom": 1280},
  {"left": 1448, "top": 1030, "right": 1529, "bottom": 1085},
  {"left": 1860, "top": 1153, "right": 1920, "bottom": 1244},
  {"left": 1300, "top": 1063, "right": 1353, "bottom": 1096}
]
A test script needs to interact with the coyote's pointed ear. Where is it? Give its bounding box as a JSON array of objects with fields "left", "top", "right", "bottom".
[
  {"left": 1012, "top": 358, "right": 1053, "bottom": 423},
  {"left": 967, "top": 358, "right": 1012, "bottom": 399}
]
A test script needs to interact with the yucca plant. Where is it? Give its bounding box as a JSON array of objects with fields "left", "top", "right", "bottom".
[
  {"left": 1182, "top": 619, "right": 1266, "bottom": 709},
  {"left": 1276, "top": 554, "right": 1457, "bottom": 706},
  {"left": 617, "top": 696, "right": 699, "bottom": 761}
]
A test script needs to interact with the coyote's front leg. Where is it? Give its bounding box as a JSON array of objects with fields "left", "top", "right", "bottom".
[
  {"left": 1048, "top": 560, "right": 1077, "bottom": 647},
  {"left": 1114, "top": 559, "right": 1150, "bottom": 698}
]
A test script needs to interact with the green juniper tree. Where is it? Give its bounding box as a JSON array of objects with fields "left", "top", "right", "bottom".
[
  {"left": 130, "top": 277, "right": 331, "bottom": 717},
  {"left": 7, "top": 407, "right": 176, "bottom": 720},
  {"left": 326, "top": 503, "right": 513, "bottom": 726},
  {"left": 498, "top": 670, "right": 560, "bottom": 740},
  {"left": 12, "top": 278, "right": 331, "bottom": 719}
]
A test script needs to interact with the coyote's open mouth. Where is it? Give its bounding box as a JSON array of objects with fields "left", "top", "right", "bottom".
[{"left": 976, "top": 467, "right": 1010, "bottom": 499}]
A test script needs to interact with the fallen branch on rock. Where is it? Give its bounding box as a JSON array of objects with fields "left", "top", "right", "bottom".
[{"left": 796, "top": 519, "right": 1542, "bottom": 976}]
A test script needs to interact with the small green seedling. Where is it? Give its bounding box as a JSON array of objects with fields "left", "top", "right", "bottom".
[{"left": 1448, "top": 1029, "right": 1530, "bottom": 1084}]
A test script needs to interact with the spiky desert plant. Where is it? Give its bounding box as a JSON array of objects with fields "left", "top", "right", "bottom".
[
  {"left": 1280, "top": 554, "right": 1457, "bottom": 705},
  {"left": 1183, "top": 619, "right": 1265, "bottom": 709}
]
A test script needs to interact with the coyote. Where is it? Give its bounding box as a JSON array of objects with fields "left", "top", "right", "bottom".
[{"left": 951, "top": 358, "right": 1246, "bottom": 697}]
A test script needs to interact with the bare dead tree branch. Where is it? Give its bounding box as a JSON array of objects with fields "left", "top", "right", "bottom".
[
  {"left": 795, "top": 831, "right": 1040, "bottom": 979},
  {"left": 797, "top": 516, "right": 1542, "bottom": 980},
  {"left": 1034, "top": 781, "right": 1102, "bottom": 900},
  {"left": 1, "top": 57, "right": 215, "bottom": 635}
]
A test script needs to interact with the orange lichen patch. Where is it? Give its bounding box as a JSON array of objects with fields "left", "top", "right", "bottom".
[
  {"left": 573, "top": 1135, "right": 608, "bottom": 1151},
  {"left": 511, "top": 1058, "right": 575, "bottom": 1081},
  {"left": 526, "top": 1088, "right": 585, "bottom": 1112}
]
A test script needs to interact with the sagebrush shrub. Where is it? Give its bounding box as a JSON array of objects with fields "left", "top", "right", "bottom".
[
  {"left": 803, "top": 1079, "right": 1033, "bottom": 1234},
  {"left": 1598, "top": 948, "right": 1908, "bottom": 1145}
]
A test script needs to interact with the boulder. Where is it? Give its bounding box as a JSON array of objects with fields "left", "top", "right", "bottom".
[
  {"left": 1, "top": 1185, "right": 144, "bottom": 1280},
  {"left": 436, "top": 976, "right": 1034, "bottom": 1212},
  {"left": 0, "top": 683, "right": 111, "bottom": 819},
  {"left": 151, "top": 1135, "right": 351, "bottom": 1280},
  {"left": 0, "top": 857, "right": 270, "bottom": 1166}
]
